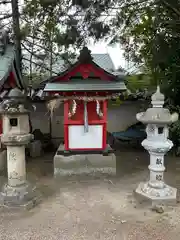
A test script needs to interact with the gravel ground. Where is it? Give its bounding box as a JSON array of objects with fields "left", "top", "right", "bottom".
[{"left": 0, "top": 148, "right": 180, "bottom": 240}]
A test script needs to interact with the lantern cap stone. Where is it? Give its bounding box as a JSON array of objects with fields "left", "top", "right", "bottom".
[
  {"left": 136, "top": 85, "right": 178, "bottom": 124},
  {"left": 136, "top": 108, "right": 173, "bottom": 124},
  {"left": 8, "top": 88, "right": 24, "bottom": 98},
  {"left": 151, "top": 86, "right": 165, "bottom": 104}
]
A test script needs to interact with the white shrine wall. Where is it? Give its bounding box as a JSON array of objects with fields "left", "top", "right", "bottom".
[
  {"left": 29, "top": 102, "right": 64, "bottom": 147},
  {"left": 68, "top": 125, "right": 103, "bottom": 149},
  {"left": 30, "top": 102, "right": 50, "bottom": 134},
  {"left": 29, "top": 100, "right": 146, "bottom": 148}
]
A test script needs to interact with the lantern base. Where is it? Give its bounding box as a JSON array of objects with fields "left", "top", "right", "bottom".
[
  {"left": 135, "top": 182, "right": 177, "bottom": 206},
  {"left": 54, "top": 144, "right": 116, "bottom": 177},
  {"left": 0, "top": 181, "right": 41, "bottom": 211}
]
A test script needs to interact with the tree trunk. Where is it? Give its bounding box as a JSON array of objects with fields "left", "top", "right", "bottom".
[
  {"left": 11, "top": 0, "right": 22, "bottom": 73},
  {"left": 49, "top": 33, "right": 53, "bottom": 78}
]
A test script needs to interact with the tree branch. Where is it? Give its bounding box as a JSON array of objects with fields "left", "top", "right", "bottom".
[
  {"left": 24, "top": 36, "right": 72, "bottom": 65},
  {"left": 0, "top": 21, "right": 11, "bottom": 29},
  {"left": 21, "top": 42, "right": 47, "bottom": 62},
  {"left": 22, "top": 57, "right": 58, "bottom": 75},
  {"left": 161, "top": 0, "right": 180, "bottom": 17},
  {"left": 23, "top": 38, "right": 60, "bottom": 57},
  {"left": 0, "top": 1, "right": 11, "bottom": 4},
  {"left": 0, "top": 14, "right": 12, "bottom": 21}
]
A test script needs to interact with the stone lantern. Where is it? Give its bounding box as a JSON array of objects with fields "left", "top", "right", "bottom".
[
  {"left": 0, "top": 88, "right": 40, "bottom": 209},
  {"left": 136, "top": 86, "right": 178, "bottom": 205}
]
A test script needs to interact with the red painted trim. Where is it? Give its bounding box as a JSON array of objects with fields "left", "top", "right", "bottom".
[
  {"left": 64, "top": 125, "right": 69, "bottom": 150},
  {"left": 66, "top": 124, "right": 105, "bottom": 151},
  {"left": 64, "top": 100, "right": 69, "bottom": 124},
  {"left": 102, "top": 100, "right": 107, "bottom": 149},
  {"left": 67, "top": 122, "right": 105, "bottom": 126},
  {"left": 79, "top": 64, "right": 91, "bottom": 79},
  {"left": 0, "top": 119, "right": 2, "bottom": 135},
  {"left": 67, "top": 120, "right": 105, "bottom": 125},
  {"left": 68, "top": 148, "right": 104, "bottom": 151},
  {"left": 64, "top": 101, "right": 69, "bottom": 150},
  {"left": 52, "top": 63, "right": 114, "bottom": 82},
  {"left": 8, "top": 71, "right": 16, "bottom": 88},
  {"left": 63, "top": 99, "right": 108, "bottom": 151}
]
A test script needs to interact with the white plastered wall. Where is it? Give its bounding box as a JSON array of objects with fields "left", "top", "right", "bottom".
[{"left": 29, "top": 100, "right": 145, "bottom": 148}]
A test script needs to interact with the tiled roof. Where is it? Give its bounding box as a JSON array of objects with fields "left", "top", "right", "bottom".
[
  {"left": 0, "top": 35, "right": 27, "bottom": 98},
  {"left": 25, "top": 51, "right": 126, "bottom": 99},
  {"left": 52, "top": 53, "right": 116, "bottom": 73},
  {"left": 23, "top": 53, "right": 117, "bottom": 75},
  {"left": 50, "top": 53, "right": 119, "bottom": 76},
  {"left": 91, "top": 54, "right": 115, "bottom": 72},
  {"left": 44, "top": 80, "right": 126, "bottom": 92},
  {"left": 0, "top": 44, "right": 27, "bottom": 93},
  {"left": 0, "top": 44, "right": 15, "bottom": 86}
]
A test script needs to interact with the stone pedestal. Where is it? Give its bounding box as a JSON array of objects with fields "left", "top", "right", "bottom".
[
  {"left": 136, "top": 139, "right": 177, "bottom": 205},
  {"left": 0, "top": 182, "right": 41, "bottom": 210},
  {"left": 7, "top": 145, "right": 26, "bottom": 186},
  {"left": 136, "top": 182, "right": 177, "bottom": 205},
  {"left": 54, "top": 144, "right": 116, "bottom": 177},
  {"left": 0, "top": 137, "right": 41, "bottom": 210}
]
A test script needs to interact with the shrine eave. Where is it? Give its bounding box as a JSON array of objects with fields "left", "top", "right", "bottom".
[
  {"left": 44, "top": 81, "right": 126, "bottom": 92},
  {"left": 0, "top": 45, "right": 15, "bottom": 85},
  {"left": 0, "top": 44, "right": 26, "bottom": 91}
]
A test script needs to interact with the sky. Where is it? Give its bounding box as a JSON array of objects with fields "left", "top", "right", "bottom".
[
  {"left": 88, "top": 41, "right": 127, "bottom": 70},
  {"left": 88, "top": 41, "right": 137, "bottom": 73},
  {"left": 2, "top": 1, "right": 136, "bottom": 73}
]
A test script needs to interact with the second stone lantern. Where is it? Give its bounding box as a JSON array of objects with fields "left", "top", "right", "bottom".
[
  {"left": 0, "top": 88, "right": 40, "bottom": 209},
  {"left": 136, "top": 86, "right": 178, "bottom": 205}
]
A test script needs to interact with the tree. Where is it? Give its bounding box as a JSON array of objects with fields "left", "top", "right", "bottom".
[
  {"left": 107, "top": 0, "right": 180, "bottom": 148},
  {"left": 0, "top": 0, "right": 116, "bottom": 84},
  {"left": 21, "top": 0, "right": 116, "bottom": 77},
  {"left": 108, "top": 0, "right": 180, "bottom": 102},
  {"left": 11, "top": 0, "right": 22, "bottom": 72},
  {"left": 4, "top": 0, "right": 180, "bottom": 93}
]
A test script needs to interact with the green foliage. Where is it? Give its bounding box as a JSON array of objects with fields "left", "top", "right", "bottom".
[
  {"left": 21, "top": 0, "right": 114, "bottom": 48},
  {"left": 108, "top": 98, "right": 123, "bottom": 107},
  {"left": 106, "top": 0, "right": 180, "bottom": 148},
  {"left": 165, "top": 102, "right": 180, "bottom": 148},
  {"left": 126, "top": 74, "right": 152, "bottom": 92},
  {"left": 169, "top": 121, "right": 180, "bottom": 148},
  {"left": 109, "top": 0, "right": 180, "bottom": 101},
  {"left": 23, "top": 73, "right": 49, "bottom": 86}
]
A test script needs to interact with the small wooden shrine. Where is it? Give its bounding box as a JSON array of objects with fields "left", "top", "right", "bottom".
[{"left": 43, "top": 47, "right": 126, "bottom": 154}]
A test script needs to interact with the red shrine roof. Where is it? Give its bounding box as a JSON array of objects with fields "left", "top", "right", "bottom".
[
  {"left": 0, "top": 31, "right": 26, "bottom": 99},
  {"left": 41, "top": 47, "right": 126, "bottom": 97}
]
